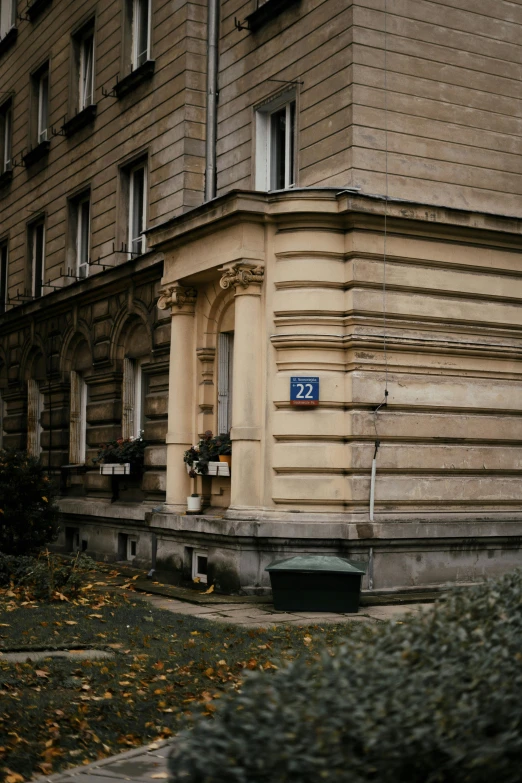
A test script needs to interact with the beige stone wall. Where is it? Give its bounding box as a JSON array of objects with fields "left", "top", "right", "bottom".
[
  {"left": 151, "top": 190, "right": 522, "bottom": 527},
  {"left": 217, "top": 0, "right": 522, "bottom": 216}
]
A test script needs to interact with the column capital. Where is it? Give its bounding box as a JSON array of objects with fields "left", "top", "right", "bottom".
[
  {"left": 219, "top": 262, "right": 264, "bottom": 293},
  {"left": 158, "top": 282, "right": 197, "bottom": 312}
]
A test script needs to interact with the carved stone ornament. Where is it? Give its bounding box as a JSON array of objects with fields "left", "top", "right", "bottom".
[
  {"left": 157, "top": 282, "right": 197, "bottom": 310},
  {"left": 219, "top": 263, "right": 265, "bottom": 291}
]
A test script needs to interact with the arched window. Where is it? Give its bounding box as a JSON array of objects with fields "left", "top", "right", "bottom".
[
  {"left": 121, "top": 320, "right": 150, "bottom": 440},
  {"left": 69, "top": 340, "right": 91, "bottom": 464},
  {"left": 27, "top": 353, "right": 45, "bottom": 458},
  {"left": 217, "top": 303, "right": 235, "bottom": 435}
]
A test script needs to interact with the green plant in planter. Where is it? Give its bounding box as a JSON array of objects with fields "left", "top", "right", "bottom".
[
  {"left": 183, "top": 431, "right": 230, "bottom": 476},
  {"left": 92, "top": 435, "right": 148, "bottom": 474}
]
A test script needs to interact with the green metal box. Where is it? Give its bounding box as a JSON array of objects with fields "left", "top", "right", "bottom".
[{"left": 266, "top": 555, "right": 366, "bottom": 613}]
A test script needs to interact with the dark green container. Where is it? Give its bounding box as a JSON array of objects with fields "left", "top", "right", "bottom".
[{"left": 266, "top": 555, "right": 366, "bottom": 613}]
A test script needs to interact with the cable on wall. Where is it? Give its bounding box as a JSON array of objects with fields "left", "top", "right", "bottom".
[{"left": 370, "top": 0, "right": 390, "bottom": 522}]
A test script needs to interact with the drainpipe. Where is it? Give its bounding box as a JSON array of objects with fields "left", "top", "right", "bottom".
[{"left": 205, "top": 0, "right": 219, "bottom": 201}]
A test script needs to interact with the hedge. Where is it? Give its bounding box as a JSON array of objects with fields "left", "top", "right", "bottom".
[{"left": 168, "top": 569, "right": 522, "bottom": 783}]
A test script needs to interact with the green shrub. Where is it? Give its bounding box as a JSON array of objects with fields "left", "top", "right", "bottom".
[
  {"left": 169, "top": 569, "right": 522, "bottom": 783},
  {"left": 0, "top": 551, "right": 96, "bottom": 600},
  {"left": 0, "top": 449, "right": 60, "bottom": 555}
]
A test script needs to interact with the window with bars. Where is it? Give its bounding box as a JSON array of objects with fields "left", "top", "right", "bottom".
[{"left": 255, "top": 92, "right": 296, "bottom": 191}]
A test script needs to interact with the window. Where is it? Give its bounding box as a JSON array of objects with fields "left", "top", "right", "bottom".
[
  {"left": 78, "top": 28, "right": 94, "bottom": 111},
  {"left": 192, "top": 550, "right": 208, "bottom": 584},
  {"left": 0, "top": 100, "right": 12, "bottom": 173},
  {"left": 255, "top": 92, "right": 296, "bottom": 191},
  {"left": 29, "top": 219, "right": 45, "bottom": 297},
  {"left": 0, "top": 387, "right": 4, "bottom": 449},
  {"left": 122, "top": 357, "right": 147, "bottom": 439},
  {"left": 69, "top": 192, "right": 90, "bottom": 279},
  {"left": 0, "top": 242, "right": 7, "bottom": 314},
  {"left": 27, "top": 378, "right": 43, "bottom": 457},
  {"left": 0, "top": 0, "right": 15, "bottom": 37},
  {"left": 128, "top": 162, "right": 147, "bottom": 255},
  {"left": 131, "top": 0, "right": 151, "bottom": 69},
  {"left": 32, "top": 63, "right": 49, "bottom": 144},
  {"left": 217, "top": 332, "right": 234, "bottom": 434},
  {"left": 69, "top": 370, "right": 87, "bottom": 464}
]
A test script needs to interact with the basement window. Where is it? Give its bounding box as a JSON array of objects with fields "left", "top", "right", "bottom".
[{"left": 192, "top": 550, "right": 208, "bottom": 584}]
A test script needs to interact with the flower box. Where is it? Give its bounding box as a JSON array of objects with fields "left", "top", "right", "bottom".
[
  {"left": 100, "top": 463, "right": 131, "bottom": 476},
  {"left": 186, "top": 461, "right": 230, "bottom": 477}
]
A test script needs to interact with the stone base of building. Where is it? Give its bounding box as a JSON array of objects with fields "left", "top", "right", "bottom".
[{"left": 57, "top": 499, "right": 522, "bottom": 595}]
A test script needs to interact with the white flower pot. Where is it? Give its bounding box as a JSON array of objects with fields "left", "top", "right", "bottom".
[{"left": 187, "top": 495, "right": 202, "bottom": 513}]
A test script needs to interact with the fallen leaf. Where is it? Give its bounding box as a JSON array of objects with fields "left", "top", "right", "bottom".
[
  {"left": 103, "top": 692, "right": 113, "bottom": 699},
  {"left": 202, "top": 584, "right": 214, "bottom": 594},
  {"left": 151, "top": 774, "right": 169, "bottom": 779},
  {"left": 35, "top": 670, "right": 49, "bottom": 678},
  {"left": 5, "top": 773, "right": 24, "bottom": 783},
  {"left": 64, "top": 621, "right": 77, "bottom": 626},
  {"left": 303, "top": 635, "right": 312, "bottom": 645}
]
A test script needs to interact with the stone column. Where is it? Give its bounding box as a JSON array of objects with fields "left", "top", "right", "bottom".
[
  {"left": 158, "top": 282, "right": 197, "bottom": 511},
  {"left": 219, "top": 263, "right": 264, "bottom": 511}
]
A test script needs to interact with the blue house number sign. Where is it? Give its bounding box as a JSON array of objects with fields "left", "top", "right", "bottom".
[{"left": 290, "top": 377, "right": 320, "bottom": 407}]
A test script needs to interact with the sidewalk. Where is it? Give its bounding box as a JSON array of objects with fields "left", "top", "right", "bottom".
[{"left": 33, "top": 592, "right": 431, "bottom": 783}]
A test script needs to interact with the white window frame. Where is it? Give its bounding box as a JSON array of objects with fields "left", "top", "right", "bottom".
[
  {"left": 30, "top": 220, "right": 45, "bottom": 298},
  {"left": 0, "top": 0, "right": 15, "bottom": 38},
  {"left": 255, "top": 91, "right": 296, "bottom": 191},
  {"left": 132, "top": 0, "right": 151, "bottom": 70},
  {"left": 79, "top": 29, "right": 94, "bottom": 111},
  {"left": 69, "top": 370, "right": 88, "bottom": 464},
  {"left": 192, "top": 550, "right": 208, "bottom": 584},
  {"left": 27, "top": 378, "right": 43, "bottom": 458},
  {"left": 1, "top": 102, "right": 12, "bottom": 173},
  {"left": 217, "top": 332, "right": 234, "bottom": 435},
  {"left": 76, "top": 193, "right": 90, "bottom": 279},
  {"left": 0, "top": 242, "right": 7, "bottom": 314},
  {"left": 37, "top": 67, "right": 49, "bottom": 144},
  {"left": 128, "top": 162, "right": 147, "bottom": 256},
  {"left": 122, "top": 356, "right": 147, "bottom": 440}
]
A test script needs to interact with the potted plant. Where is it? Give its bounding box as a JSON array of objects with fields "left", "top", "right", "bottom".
[
  {"left": 183, "top": 431, "right": 231, "bottom": 476},
  {"left": 93, "top": 435, "right": 147, "bottom": 476}
]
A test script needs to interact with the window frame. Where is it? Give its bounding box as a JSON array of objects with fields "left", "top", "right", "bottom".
[
  {"left": 37, "top": 66, "right": 49, "bottom": 144},
  {"left": 192, "top": 550, "right": 208, "bottom": 584},
  {"left": 75, "top": 192, "right": 90, "bottom": 279},
  {"left": 0, "top": 98, "right": 12, "bottom": 173},
  {"left": 131, "top": 0, "right": 151, "bottom": 70},
  {"left": 128, "top": 161, "right": 147, "bottom": 257},
  {"left": 78, "top": 26, "right": 95, "bottom": 111},
  {"left": 0, "top": 241, "right": 8, "bottom": 314},
  {"left": 0, "top": 0, "right": 16, "bottom": 38},
  {"left": 69, "top": 370, "right": 88, "bottom": 464},
  {"left": 255, "top": 90, "right": 297, "bottom": 192},
  {"left": 28, "top": 218, "right": 45, "bottom": 298}
]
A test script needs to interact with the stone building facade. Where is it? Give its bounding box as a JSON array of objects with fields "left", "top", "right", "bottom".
[{"left": 0, "top": 0, "right": 521, "bottom": 594}]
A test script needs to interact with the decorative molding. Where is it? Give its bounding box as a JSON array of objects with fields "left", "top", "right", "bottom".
[
  {"left": 219, "top": 263, "right": 264, "bottom": 291},
  {"left": 157, "top": 282, "right": 197, "bottom": 311}
]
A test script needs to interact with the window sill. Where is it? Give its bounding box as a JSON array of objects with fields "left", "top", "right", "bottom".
[
  {"left": 22, "top": 140, "right": 50, "bottom": 167},
  {"left": 114, "top": 59, "right": 155, "bottom": 99},
  {"left": 26, "top": 0, "right": 52, "bottom": 22},
  {"left": 62, "top": 104, "right": 97, "bottom": 137},
  {"left": 0, "top": 26, "right": 17, "bottom": 57},
  {"left": 245, "top": 0, "right": 300, "bottom": 32},
  {"left": 0, "top": 168, "right": 13, "bottom": 188}
]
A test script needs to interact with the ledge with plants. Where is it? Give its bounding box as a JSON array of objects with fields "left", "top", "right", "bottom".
[
  {"left": 184, "top": 431, "right": 232, "bottom": 477},
  {"left": 92, "top": 435, "right": 148, "bottom": 476}
]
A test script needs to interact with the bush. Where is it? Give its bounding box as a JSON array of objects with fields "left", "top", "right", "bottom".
[
  {"left": 0, "top": 449, "right": 60, "bottom": 555},
  {"left": 0, "top": 551, "right": 96, "bottom": 601},
  {"left": 169, "top": 569, "right": 522, "bottom": 783}
]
